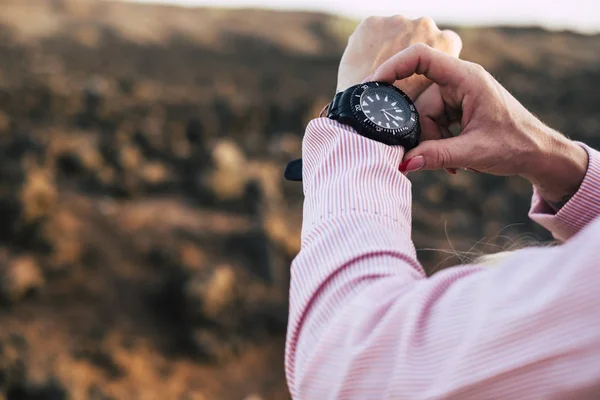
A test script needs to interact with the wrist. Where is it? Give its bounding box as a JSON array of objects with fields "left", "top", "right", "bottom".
[{"left": 523, "top": 132, "right": 588, "bottom": 205}]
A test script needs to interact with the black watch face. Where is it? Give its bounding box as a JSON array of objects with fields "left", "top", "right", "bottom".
[
  {"left": 349, "top": 82, "right": 419, "bottom": 141},
  {"left": 360, "top": 86, "right": 410, "bottom": 129}
]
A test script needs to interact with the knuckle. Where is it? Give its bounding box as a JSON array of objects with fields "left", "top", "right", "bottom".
[
  {"left": 469, "top": 62, "right": 487, "bottom": 75},
  {"left": 440, "top": 30, "right": 462, "bottom": 46},
  {"left": 441, "top": 29, "right": 460, "bottom": 40},
  {"left": 416, "top": 16, "right": 437, "bottom": 30},
  {"left": 362, "top": 16, "right": 381, "bottom": 27},
  {"left": 390, "top": 14, "right": 408, "bottom": 24},
  {"left": 436, "top": 146, "right": 453, "bottom": 168},
  {"left": 434, "top": 33, "right": 451, "bottom": 48},
  {"left": 411, "top": 42, "right": 431, "bottom": 54}
]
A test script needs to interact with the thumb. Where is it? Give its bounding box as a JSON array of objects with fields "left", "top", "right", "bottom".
[{"left": 399, "top": 136, "right": 472, "bottom": 172}]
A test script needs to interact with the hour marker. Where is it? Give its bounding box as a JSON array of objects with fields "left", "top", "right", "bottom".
[
  {"left": 386, "top": 123, "right": 390, "bottom": 128},
  {"left": 410, "top": 117, "right": 415, "bottom": 121},
  {"left": 391, "top": 102, "right": 397, "bottom": 107},
  {"left": 395, "top": 109, "right": 402, "bottom": 112},
  {"left": 384, "top": 96, "right": 388, "bottom": 102},
  {"left": 393, "top": 121, "right": 399, "bottom": 127},
  {"left": 364, "top": 110, "right": 371, "bottom": 114},
  {"left": 399, "top": 117, "right": 404, "bottom": 121},
  {"left": 363, "top": 101, "right": 369, "bottom": 107},
  {"left": 370, "top": 117, "right": 375, "bottom": 121},
  {"left": 367, "top": 96, "right": 374, "bottom": 102},
  {"left": 377, "top": 121, "right": 382, "bottom": 125},
  {"left": 376, "top": 94, "right": 380, "bottom": 100},
  {"left": 355, "top": 95, "right": 361, "bottom": 97}
]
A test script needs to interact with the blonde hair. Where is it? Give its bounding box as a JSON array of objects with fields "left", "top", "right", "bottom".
[
  {"left": 476, "top": 241, "right": 557, "bottom": 267},
  {"left": 424, "top": 228, "right": 555, "bottom": 273},
  {"left": 476, "top": 251, "right": 518, "bottom": 267}
]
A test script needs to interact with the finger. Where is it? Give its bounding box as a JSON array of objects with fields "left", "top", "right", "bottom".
[
  {"left": 439, "top": 127, "right": 457, "bottom": 173},
  {"left": 425, "top": 125, "right": 456, "bottom": 174},
  {"left": 403, "top": 135, "right": 474, "bottom": 171},
  {"left": 414, "top": 84, "right": 444, "bottom": 136},
  {"left": 373, "top": 43, "right": 467, "bottom": 88},
  {"left": 419, "top": 115, "right": 443, "bottom": 142},
  {"left": 413, "top": 82, "right": 443, "bottom": 112},
  {"left": 394, "top": 74, "right": 433, "bottom": 100},
  {"left": 414, "top": 84, "right": 446, "bottom": 142}
]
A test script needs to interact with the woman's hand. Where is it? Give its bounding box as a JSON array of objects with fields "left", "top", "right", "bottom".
[
  {"left": 337, "top": 16, "right": 462, "bottom": 100},
  {"left": 373, "top": 44, "right": 588, "bottom": 204}
]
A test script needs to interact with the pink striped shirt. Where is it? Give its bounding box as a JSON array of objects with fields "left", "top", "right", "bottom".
[{"left": 285, "top": 118, "right": 600, "bottom": 399}]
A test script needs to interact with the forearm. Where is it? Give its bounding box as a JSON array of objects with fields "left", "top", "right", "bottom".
[
  {"left": 285, "top": 118, "right": 425, "bottom": 397},
  {"left": 530, "top": 143, "right": 600, "bottom": 241},
  {"left": 521, "top": 128, "right": 588, "bottom": 206}
]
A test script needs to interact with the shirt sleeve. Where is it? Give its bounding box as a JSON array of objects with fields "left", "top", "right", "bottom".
[
  {"left": 529, "top": 143, "right": 600, "bottom": 241},
  {"left": 285, "top": 118, "right": 600, "bottom": 399}
]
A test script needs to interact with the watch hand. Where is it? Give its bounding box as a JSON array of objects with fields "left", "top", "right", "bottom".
[
  {"left": 382, "top": 111, "right": 391, "bottom": 121},
  {"left": 384, "top": 110, "right": 403, "bottom": 121},
  {"left": 382, "top": 110, "right": 400, "bottom": 120}
]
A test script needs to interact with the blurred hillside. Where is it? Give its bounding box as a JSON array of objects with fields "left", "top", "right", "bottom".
[{"left": 0, "top": 0, "right": 599, "bottom": 398}]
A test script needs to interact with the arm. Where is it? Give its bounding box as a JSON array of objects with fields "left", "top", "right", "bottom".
[
  {"left": 285, "top": 119, "right": 600, "bottom": 399},
  {"left": 530, "top": 143, "right": 600, "bottom": 241}
]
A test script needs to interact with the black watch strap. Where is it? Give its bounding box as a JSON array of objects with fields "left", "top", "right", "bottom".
[
  {"left": 326, "top": 91, "right": 344, "bottom": 120},
  {"left": 327, "top": 87, "right": 359, "bottom": 125},
  {"left": 284, "top": 158, "right": 303, "bottom": 182}
]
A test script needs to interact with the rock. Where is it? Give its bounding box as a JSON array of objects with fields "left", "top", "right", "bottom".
[
  {"left": 185, "top": 265, "right": 237, "bottom": 320},
  {"left": 119, "top": 145, "right": 142, "bottom": 172},
  {"left": 43, "top": 208, "right": 83, "bottom": 270},
  {"left": 141, "top": 161, "right": 171, "bottom": 186},
  {"left": 178, "top": 244, "right": 206, "bottom": 272},
  {"left": 0, "top": 256, "right": 44, "bottom": 304},
  {"left": 20, "top": 168, "right": 58, "bottom": 223},
  {"left": 206, "top": 140, "right": 248, "bottom": 200}
]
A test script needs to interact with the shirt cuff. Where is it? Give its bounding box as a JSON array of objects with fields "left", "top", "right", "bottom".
[
  {"left": 529, "top": 143, "right": 600, "bottom": 241},
  {"left": 301, "top": 118, "right": 410, "bottom": 232}
]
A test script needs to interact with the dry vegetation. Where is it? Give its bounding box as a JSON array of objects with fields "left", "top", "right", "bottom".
[{"left": 0, "top": 0, "right": 599, "bottom": 398}]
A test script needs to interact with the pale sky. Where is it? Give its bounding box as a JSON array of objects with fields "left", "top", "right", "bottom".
[{"left": 128, "top": 0, "right": 600, "bottom": 33}]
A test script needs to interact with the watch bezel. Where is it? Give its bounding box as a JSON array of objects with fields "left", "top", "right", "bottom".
[{"left": 349, "top": 81, "right": 419, "bottom": 141}]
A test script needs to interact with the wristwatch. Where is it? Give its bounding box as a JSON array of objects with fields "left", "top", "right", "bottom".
[{"left": 284, "top": 81, "right": 420, "bottom": 181}]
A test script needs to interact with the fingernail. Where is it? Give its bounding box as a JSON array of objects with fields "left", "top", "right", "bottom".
[
  {"left": 399, "top": 156, "right": 425, "bottom": 173},
  {"left": 446, "top": 168, "right": 457, "bottom": 175},
  {"left": 362, "top": 74, "right": 374, "bottom": 83}
]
